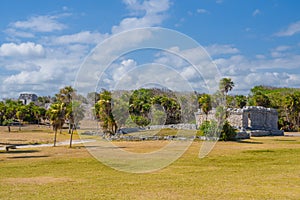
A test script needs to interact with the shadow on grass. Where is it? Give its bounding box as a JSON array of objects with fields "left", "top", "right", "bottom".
[
  {"left": 8, "top": 155, "right": 49, "bottom": 159},
  {"left": 243, "top": 149, "right": 275, "bottom": 154},
  {"left": 237, "top": 140, "right": 263, "bottom": 144},
  {"left": 0, "top": 149, "right": 40, "bottom": 154},
  {"left": 274, "top": 139, "right": 296, "bottom": 142}
]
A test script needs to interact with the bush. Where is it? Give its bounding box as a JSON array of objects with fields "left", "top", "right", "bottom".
[
  {"left": 198, "top": 120, "right": 237, "bottom": 141},
  {"left": 219, "top": 120, "right": 237, "bottom": 141},
  {"left": 198, "top": 120, "right": 219, "bottom": 138}
]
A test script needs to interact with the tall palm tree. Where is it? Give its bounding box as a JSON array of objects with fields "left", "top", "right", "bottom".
[
  {"left": 56, "top": 86, "right": 76, "bottom": 134},
  {"left": 47, "top": 102, "right": 65, "bottom": 147},
  {"left": 96, "top": 90, "right": 117, "bottom": 135},
  {"left": 219, "top": 78, "right": 235, "bottom": 96},
  {"left": 198, "top": 94, "right": 212, "bottom": 122}
]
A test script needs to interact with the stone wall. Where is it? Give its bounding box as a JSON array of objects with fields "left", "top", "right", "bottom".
[{"left": 195, "top": 106, "right": 284, "bottom": 136}]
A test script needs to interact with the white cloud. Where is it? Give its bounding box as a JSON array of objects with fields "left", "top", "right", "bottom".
[
  {"left": 4, "top": 28, "right": 35, "bottom": 38},
  {"left": 274, "top": 45, "right": 290, "bottom": 52},
  {"left": 11, "top": 15, "right": 67, "bottom": 32},
  {"left": 270, "top": 45, "right": 291, "bottom": 58},
  {"left": 52, "top": 31, "right": 109, "bottom": 45},
  {"left": 197, "top": 9, "right": 209, "bottom": 14},
  {"left": 0, "top": 42, "right": 45, "bottom": 57},
  {"left": 205, "top": 44, "right": 239, "bottom": 56},
  {"left": 252, "top": 9, "right": 260, "bottom": 16},
  {"left": 112, "top": 0, "right": 170, "bottom": 33},
  {"left": 275, "top": 20, "right": 300, "bottom": 37},
  {"left": 112, "top": 59, "right": 137, "bottom": 82}
]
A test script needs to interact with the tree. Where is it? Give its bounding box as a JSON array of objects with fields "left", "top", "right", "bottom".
[
  {"left": 129, "top": 88, "right": 153, "bottom": 126},
  {"left": 47, "top": 102, "right": 65, "bottom": 146},
  {"left": 219, "top": 78, "right": 235, "bottom": 96},
  {"left": 3, "top": 100, "right": 19, "bottom": 132},
  {"left": 284, "top": 92, "right": 300, "bottom": 130},
  {"left": 16, "top": 105, "right": 28, "bottom": 131},
  {"left": 66, "top": 100, "right": 85, "bottom": 147},
  {"left": 56, "top": 86, "right": 75, "bottom": 134},
  {"left": 152, "top": 95, "right": 181, "bottom": 124},
  {"left": 95, "top": 90, "right": 117, "bottom": 135},
  {"left": 251, "top": 92, "right": 271, "bottom": 107},
  {"left": 198, "top": 94, "right": 212, "bottom": 121},
  {"left": 0, "top": 101, "right": 5, "bottom": 125},
  {"left": 112, "top": 92, "right": 130, "bottom": 128},
  {"left": 32, "top": 106, "right": 46, "bottom": 126},
  {"left": 235, "top": 95, "right": 247, "bottom": 108}
]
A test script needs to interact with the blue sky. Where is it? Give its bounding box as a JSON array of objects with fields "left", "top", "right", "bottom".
[{"left": 1, "top": 0, "right": 300, "bottom": 99}]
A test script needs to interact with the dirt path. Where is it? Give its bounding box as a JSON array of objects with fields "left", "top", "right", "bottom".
[{"left": 0, "top": 139, "right": 96, "bottom": 151}]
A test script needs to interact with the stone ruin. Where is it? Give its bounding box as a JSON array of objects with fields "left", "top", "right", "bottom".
[
  {"left": 195, "top": 106, "right": 284, "bottom": 138},
  {"left": 19, "top": 93, "right": 38, "bottom": 105}
]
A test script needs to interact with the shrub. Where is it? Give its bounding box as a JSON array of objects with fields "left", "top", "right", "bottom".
[
  {"left": 219, "top": 120, "right": 237, "bottom": 141},
  {"left": 199, "top": 120, "right": 219, "bottom": 138},
  {"left": 198, "top": 120, "right": 237, "bottom": 141}
]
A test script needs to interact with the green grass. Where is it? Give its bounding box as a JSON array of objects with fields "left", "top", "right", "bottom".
[{"left": 0, "top": 136, "right": 300, "bottom": 199}]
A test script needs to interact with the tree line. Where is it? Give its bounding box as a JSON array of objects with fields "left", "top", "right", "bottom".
[
  {"left": 0, "top": 86, "right": 85, "bottom": 147},
  {"left": 1, "top": 77, "right": 300, "bottom": 145}
]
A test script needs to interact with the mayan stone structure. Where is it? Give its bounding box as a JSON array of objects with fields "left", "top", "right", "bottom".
[
  {"left": 195, "top": 106, "right": 284, "bottom": 137},
  {"left": 18, "top": 93, "right": 38, "bottom": 105}
]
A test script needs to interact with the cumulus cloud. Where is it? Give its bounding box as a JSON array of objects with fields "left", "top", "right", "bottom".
[
  {"left": 275, "top": 20, "right": 300, "bottom": 37},
  {"left": 52, "top": 31, "right": 109, "bottom": 45},
  {"left": 112, "top": 59, "right": 137, "bottom": 82},
  {"left": 11, "top": 15, "right": 67, "bottom": 32},
  {"left": 112, "top": 0, "right": 170, "bottom": 33},
  {"left": 0, "top": 42, "right": 45, "bottom": 57},
  {"left": 205, "top": 44, "right": 239, "bottom": 56}
]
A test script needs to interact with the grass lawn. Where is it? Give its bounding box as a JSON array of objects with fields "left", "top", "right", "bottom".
[{"left": 0, "top": 128, "right": 300, "bottom": 199}]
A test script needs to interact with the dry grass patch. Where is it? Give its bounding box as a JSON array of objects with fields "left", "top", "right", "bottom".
[
  {"left": 111, "top": 140, "right": 171, "bottom": 153},
  {"left": 2, "top": 176, "right": 75, "bottom": 185},
  {"left": 0, "top": 125, "right": 80, "bottom": 145}
]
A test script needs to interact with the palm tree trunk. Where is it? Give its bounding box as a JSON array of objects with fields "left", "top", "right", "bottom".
[
  {"left": 53, "top": 127, "right": 57, "bottom": 147},
  {"left": 70, "top": 124, "right": 76, "bottom": 148},
  {"left": 69, "top": 127, "right": 74, "bottom": 148}
]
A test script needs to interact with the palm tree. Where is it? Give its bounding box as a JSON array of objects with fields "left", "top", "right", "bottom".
[
  {"left": 219, "top": 78, "right": 235, "bottom": 96},
  {"left": 16, "top": 105, "right": 28, "bottom": 131},
  {"left": 198, "top": 94, "right": 212, "bottom": 121},
  {"left": 66, "top": 101, "right": 85, "bottom": 147},
  {"left": 47, "top": 102, "right": 65, "bottom": 146},
  {"left": 96, "top": 90, "right": 117, "bottom": 135},
  {"left": 56, "top": 86, "right": 76, "bottom": 134}
]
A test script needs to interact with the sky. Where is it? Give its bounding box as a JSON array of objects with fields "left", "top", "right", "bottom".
[{"left": 1, "top": 0, "right": 300, "bottom": 99}]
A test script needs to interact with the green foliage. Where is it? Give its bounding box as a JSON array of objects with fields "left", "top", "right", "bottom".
[
  {"left": 129, "top": 88, "right": 153, "bottom": 126},
  {"left": 128, "top": 88, "right": 181, "bottom": 126},
  {"left": 112, "top": 91, "right": 131, "bottom": 128},
  {"left": 199, "top": 120, "right": 236, "bottom": 141},
  {"left": 198, "top": 120, "right": 218, "bottom": 137},
  {"left": 149, "top": 104, "right": 166, "bottom": 125},
  {"left": 235, "top": 95, "right": 247, "bottom": 108},
  {"left": 219, "top": 120, "right": 237, "bottom": 141},
  {"left": 95, "top": 90, "right": 117, "bottom": 134},
  {"left": 198, "top": 94, "right": 212, "bottom": 117},
  {"left": 151, "top": 95, "right": 181, "bottom": 125},
  {"left": 248, "top": 85, "right": 300, "bottom": 131},
  {"left": 219, "top": 77, "right": 235, "bottom": 95}
]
